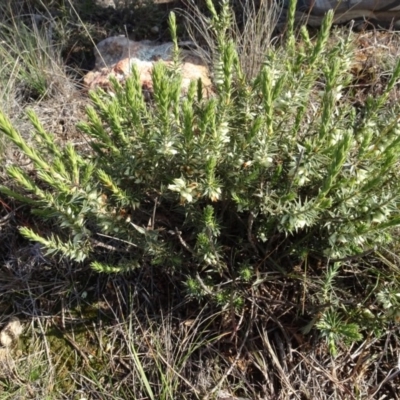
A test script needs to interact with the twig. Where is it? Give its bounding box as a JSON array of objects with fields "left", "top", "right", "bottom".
[
  {"left": 27, "top": 283, "right": 54, "bottom": 380},
  {"left": 60, "top": 329, "right": 92, "bottom": 366},
  {"left": 260, "top": 324, "right": 301, "bottom": 399},
  {"left": 174, "top": 227, "right": 194, "bottom": 254},
  {"left": 195, "top": 273, "right": 213, "bottom": 296},
  {"left": 247, "top": 212, "right": 259, "bottom": 255},
  {"left": 92, "top": 233, "right": 137, "bottom": 250},
  {"left": 326, "top": 248, "right": 375, "bottom": 263},
  {"left": 151, "top": 196, "right": 158, "bottom": 230},
  {"left": 206, "top": 291, "right": 256, "bottom": 399},
  {"left": 369, "top": 367, "right": 400, "bottom": 397},
  {"left": 156, "top": 351, "right": 201, "bottom": 396},
  {"left": 0, "top": 211, "right": 14, "bottom": 227}
]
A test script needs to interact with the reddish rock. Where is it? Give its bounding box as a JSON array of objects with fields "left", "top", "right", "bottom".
[{"left": 83, "top": 36, "right": 212, "bottom": 96}]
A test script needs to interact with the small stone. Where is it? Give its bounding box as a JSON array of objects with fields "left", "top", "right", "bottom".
[
  {"left": 94, "top": 0, "right": 116, "bottom": 9},
  {"left": 217, "top": 390, "right": 250, "bottom": 400},
  {"left": 0, "top": 317, "right": 23, "bottom": 348},
  {"left": 150, "top": 25, "right": 160, "bottom": 34}
]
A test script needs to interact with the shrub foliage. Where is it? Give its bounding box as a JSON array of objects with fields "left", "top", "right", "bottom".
[{"left": 2, "top": 0, "right": 400, "bottom": 353}]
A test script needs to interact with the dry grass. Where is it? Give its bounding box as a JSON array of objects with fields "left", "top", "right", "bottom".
[
  {"left": 180, "top": 0, "right": 281, "bottom": 80},
  {"left": 0, "top": 0, "right": 93, "bottom": 177},
  {"left": 1, "top": 249, "right": 400, "bottom": 399}
]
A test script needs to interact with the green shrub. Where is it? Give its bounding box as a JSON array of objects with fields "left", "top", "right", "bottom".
[{"left": 2, "top": 0, "right": 400, "bottom": 352}]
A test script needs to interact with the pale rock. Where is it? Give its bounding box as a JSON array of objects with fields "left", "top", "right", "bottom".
[
  {"left": 84, "top": 36, "right": 212, "bottom": 96},
  {"left": 94, "top": 0, "right": 116, "bottom": 8},
  {"left": 150, "top": 25, "right": 160, "bottom": 34},
  {"left": 0, "top": 317, "right": 23, "bottom": 348}
]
